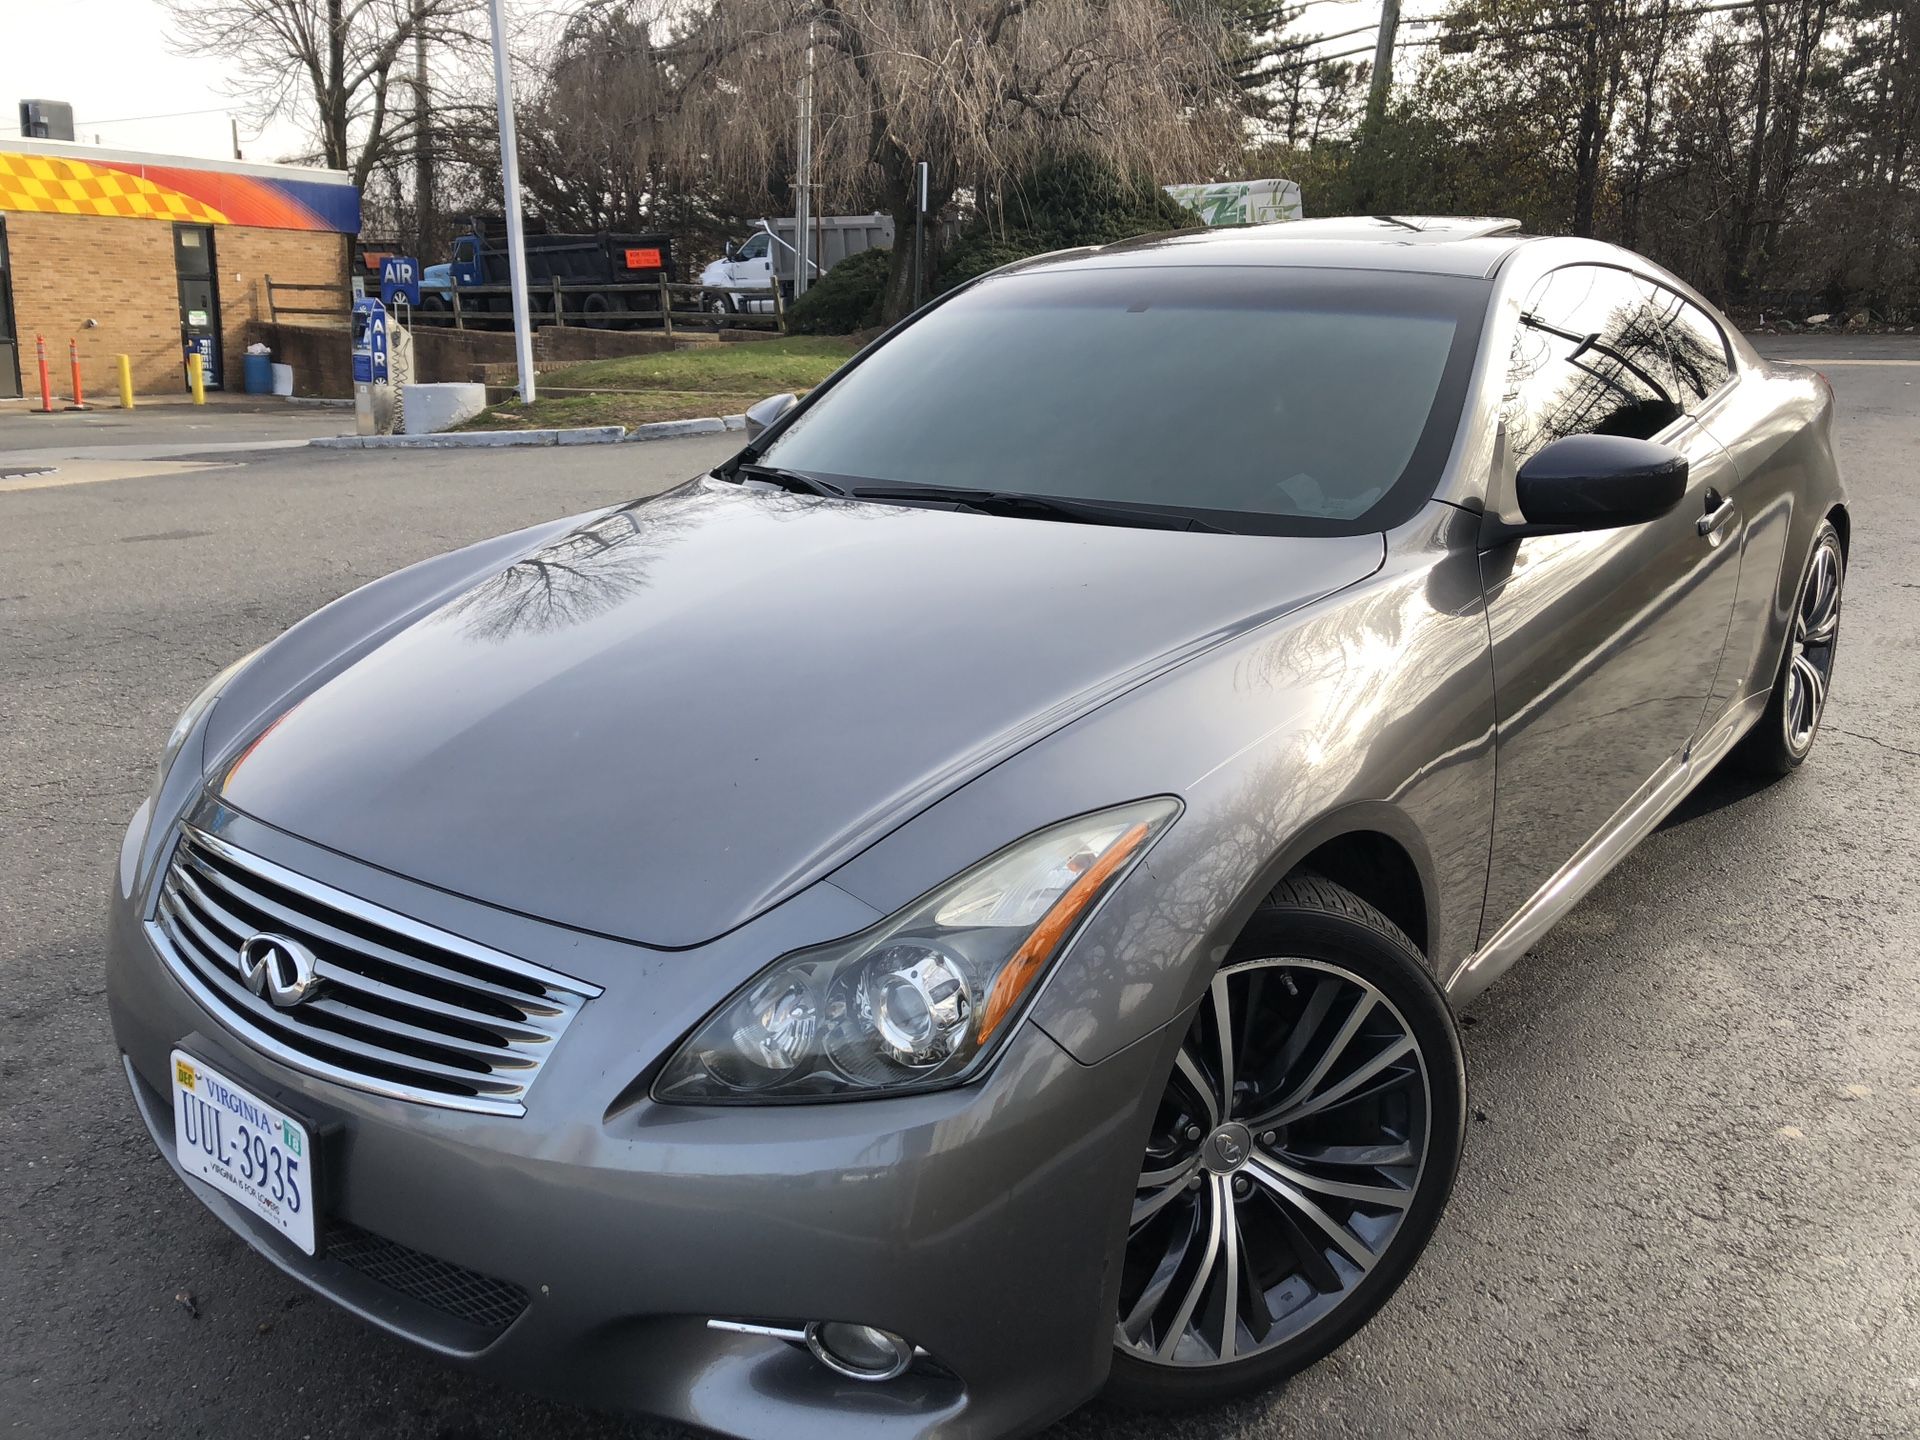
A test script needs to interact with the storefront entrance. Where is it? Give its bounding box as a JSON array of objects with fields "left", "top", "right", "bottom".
[
  {"left": 0, "top": 218, "right": 19, "bottom": 399},
  {"left": 172, "top": 222, "right": 221, "bottom": 390}
]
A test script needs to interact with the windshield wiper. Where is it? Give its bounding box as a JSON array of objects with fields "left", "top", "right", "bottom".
[
  {"left": 730, "top": 462, "right": 850, "bottom": 499},
  {"left": 847, "top": 483, "right": 1227, "bottom": 533}
]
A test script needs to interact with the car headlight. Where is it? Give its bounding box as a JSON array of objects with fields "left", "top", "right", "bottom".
[
  {"left": 653, "top": 798, "right": 1179, "bottom": 1103},
  {"left": 151, "top": 652, "right": 256, "bottom": 805}
]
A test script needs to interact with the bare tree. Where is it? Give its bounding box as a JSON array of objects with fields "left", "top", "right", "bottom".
[
  {"left": 658, "top": 0, "right": 1244, "bottom": 321},
  {"left": 163, "top": 0, "right": 481, "bottom": 189}
]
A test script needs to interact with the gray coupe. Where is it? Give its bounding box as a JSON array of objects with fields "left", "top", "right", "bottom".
[{"left": 109, "top": 216, "right": 1849, "bottom": 1438}]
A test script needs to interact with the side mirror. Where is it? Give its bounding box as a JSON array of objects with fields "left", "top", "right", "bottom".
[
  {"left": 743, "top": 392, "right": 798, "bottom": 441},
  {"left": 1513, "top": 434, "right": 1688, "bottom": 532},
  {"left": 723, "top": 240, "right": 737, "bottom": 260}
]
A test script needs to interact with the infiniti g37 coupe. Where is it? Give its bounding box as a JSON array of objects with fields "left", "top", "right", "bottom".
[{"left": 109, "top": 216, "right": 1847, "bottom": 1438}]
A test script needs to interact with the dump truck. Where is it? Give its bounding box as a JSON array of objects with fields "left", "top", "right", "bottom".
[{"left": 421, "top": 217, "right": 677, "bottom": 323}]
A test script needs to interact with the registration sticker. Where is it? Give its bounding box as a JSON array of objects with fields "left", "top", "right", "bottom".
[{"left": 170, "top": 1049, "right": 316, "bottom": 1255}]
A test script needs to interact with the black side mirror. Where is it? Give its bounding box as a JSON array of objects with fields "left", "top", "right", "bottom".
[
  {"left": 723, "top": 241, "right": 737, "bottom": 260},
  {"left": 1513, "top": 434, "right": 1688, "bottom": 532},
  {"left": 743, "top": 392, "right": 798, "bottom": 441}
]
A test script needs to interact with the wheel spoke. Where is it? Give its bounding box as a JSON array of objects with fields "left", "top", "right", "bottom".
[
  {"left": 1256, "top": 1152, "right": 1414, "bottom": 1210},
  {"left": 1251, "top": 989, "right": 1376, "bottom": 1127},
  {"left": 1801, "top": 544, "right": 1842, "bottom": 644},
  {"left": 1274, "top": 1035, "right": 1416, "bottom": 1125},
  {"left": 1172, "top": 1047, "right": 1220, "bottom": 1130},
  {"left": 1155, "top": 1176, "right": 1226, "bottom": 1360},
  {"left": 1211, "top": 1184, "right": 1243, "bottom": 1361},
  {"left": 1270, "top": 975, "right": 1338, "bottom": 1081},
  {"left": 1209, "top": 972, "right": 1236, "bottom": 1116},
  {"left": 1120, "top": 1212, "right": 1194, "bottom": 1344},
  {"left": 1133, "top": 1158, "right": 1198, "bottom": 1231},
  {"left": 1282, "top": 1139, "right": 1416, "bottom": 1168},
  {"left": 1791, "top": 653, "right": 1826, "bottom": 727},
  {"left": 1245, "top": 1158, "right": 1379, "bottom": 1273}
]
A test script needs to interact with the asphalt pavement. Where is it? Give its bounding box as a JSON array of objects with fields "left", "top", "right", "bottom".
[{"left": 2, "top": 341, "right": 1916, "bottom": 1439}]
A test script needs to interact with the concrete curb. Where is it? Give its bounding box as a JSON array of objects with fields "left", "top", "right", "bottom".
[
  {"left": 310, "top": 426, "right": 627, "bottom": 450},
  {"left": 621, "top": 414, "right": 747, "bottom": 442}
]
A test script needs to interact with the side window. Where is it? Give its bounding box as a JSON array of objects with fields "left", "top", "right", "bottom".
[
  {"left": 1644, "top": 283, "right": 1734, "bottom": 407},
  {"left": 738, "top": 233, "right": 770, "bottom": 261},
  {"left": 1502, "top": 265, "right": 1684, "bottom": 465},
  {"left": 453, "top": 237, "right": 477, "bottom": 265}
]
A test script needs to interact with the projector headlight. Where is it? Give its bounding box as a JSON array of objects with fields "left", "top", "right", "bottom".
[{"left": 653, "top": 798, "right": 1178, "bottom": 1102}]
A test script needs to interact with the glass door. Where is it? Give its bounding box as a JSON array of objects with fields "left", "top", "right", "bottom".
[
  {"left": 173, "top": 223, "right": 222, "bottom": 390},
  {"left": 0, "top": 218, "right": 19, "bottom": 400}
]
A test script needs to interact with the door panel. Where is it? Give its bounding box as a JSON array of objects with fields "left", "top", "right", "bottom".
[{"left": 1479, "top": 265, "right": 1741, "bottom": 936}]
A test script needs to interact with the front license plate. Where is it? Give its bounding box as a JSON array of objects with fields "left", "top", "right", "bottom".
[{"left": 170, "top": 1049, "right": 316, "bottom": 1256}]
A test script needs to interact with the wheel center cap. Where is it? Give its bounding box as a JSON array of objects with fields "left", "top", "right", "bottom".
[{"left": 1201, "top": 1122, "right": 1254, "bottom": 1175}]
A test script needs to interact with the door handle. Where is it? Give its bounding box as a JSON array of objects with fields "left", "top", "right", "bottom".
[{"left": 1697, "top": 492, "right": 1736, "bottom": 538}]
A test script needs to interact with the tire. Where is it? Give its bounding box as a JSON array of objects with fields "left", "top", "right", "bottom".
[
  {"left": 706, "top": 293, "right": 733, "bottom": 320},
  {"left": 1105, "top": 872, "right": 1466, "bottom": 1409},
  {"left": 1733, "top": 520, "right": 1844, "bottom": 779},
  {"left": 579, "top": 293, "right": 616, "bottom": 329}
]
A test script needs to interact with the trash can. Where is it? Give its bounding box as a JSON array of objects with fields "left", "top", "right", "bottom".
[{"left": 243, "top": 352, "right": 273, "bottom": 395}]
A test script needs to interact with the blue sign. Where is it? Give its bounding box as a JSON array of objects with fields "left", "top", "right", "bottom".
[
  {"left": 351, "top": 298, "right": 389, "bottom": 384},
  {"left": 183, "top": 335, "right": 218, "bottom": 389},
  {"left": 379, "top": 255, "right": 422, "bottom": 308}
]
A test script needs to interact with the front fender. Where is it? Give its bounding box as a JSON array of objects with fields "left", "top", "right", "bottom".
[{"left": 830, "top": 501, "right": 1497, "bottom": 1065}]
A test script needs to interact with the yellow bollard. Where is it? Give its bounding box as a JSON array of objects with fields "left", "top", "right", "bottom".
[
  {"left": 187, "top": 350, "right": 206, "bottom": 405},
  {"left": 117, "top": 354, "right": 136, "bottom": 410}
]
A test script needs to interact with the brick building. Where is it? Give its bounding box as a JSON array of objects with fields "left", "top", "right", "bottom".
[{"left": 0, "top": 139, "right": 358, "bottom": 401}]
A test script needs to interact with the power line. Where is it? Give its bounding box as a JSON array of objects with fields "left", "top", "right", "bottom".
[{"left": 0, "top": 104, "right": 242, "bottom": 137}]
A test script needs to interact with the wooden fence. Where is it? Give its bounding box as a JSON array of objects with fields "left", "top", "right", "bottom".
[
  {"left": 265, "top": 276, "right": 353, "bottom": 322},
  {"left": 411, "top": 278, "right": 786, "bottom": 335},
  {"left": 267, "top": 275, "right": 786, "bottom": 336}
]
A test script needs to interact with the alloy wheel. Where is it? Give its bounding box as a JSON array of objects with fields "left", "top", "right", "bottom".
[
  {"left": 1784, "top": 534, "right": 1843, "bottom": 757},
  {"left": 1116, "top": 958, "right": 1432, "bottom": 1368}
]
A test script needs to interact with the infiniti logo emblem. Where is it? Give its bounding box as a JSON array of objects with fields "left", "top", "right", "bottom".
[{"left": 237, "top": 933, "right": 321, "bottom": 1008}]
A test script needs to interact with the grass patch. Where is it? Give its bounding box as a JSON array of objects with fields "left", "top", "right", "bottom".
[{"left": 456, "top": 335, "right": 860, "bottom": 432}]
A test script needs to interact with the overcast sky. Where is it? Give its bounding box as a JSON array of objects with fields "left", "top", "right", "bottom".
[{"left": 0, "top": 0, "right": 1423, "bottom": 170}]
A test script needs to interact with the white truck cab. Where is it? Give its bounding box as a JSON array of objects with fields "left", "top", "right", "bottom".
[{"left": 699, "top": 230, "right": 779, "bottom": 314}]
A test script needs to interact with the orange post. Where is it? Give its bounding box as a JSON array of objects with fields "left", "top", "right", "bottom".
[
  {"left": 67, "top": 338, "right": 88, "bottom": 410},
  {"left": 31, "top": 334, "right": 56, "bottom": 414}
]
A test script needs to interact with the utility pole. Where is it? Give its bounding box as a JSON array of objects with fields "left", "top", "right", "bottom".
[
  {"left": 229, "top": 116, "right": 242, "bottom": 160},
  {"left": 485, "top": 0, "right": 535, "bottom": 404},
  {"left": 1367, "top": 0, "right": 1402, "bottom": 126},
  {"left": 413, "top": 0, "right": 434, "bottom": 259},
  {"left": 912, "top": 161, "right": 927, "bottom": 310},
  {"left": 793, "top": 28, "right": 815, "bottom": 298}
]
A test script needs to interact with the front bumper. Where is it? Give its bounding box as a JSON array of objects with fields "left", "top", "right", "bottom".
[{"left": 107, "top": 807, "right": 1173, "bottom": 1440}]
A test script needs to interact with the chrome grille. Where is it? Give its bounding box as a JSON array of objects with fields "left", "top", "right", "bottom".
[{"left": 148, "top": 826, "right": 598, "bottom": 1116}]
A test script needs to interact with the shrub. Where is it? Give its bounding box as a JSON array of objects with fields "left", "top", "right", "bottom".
[
  {"left": 786, "top": 246, "right": 891, "bottom": 334},
  {"left": 934, "top": 153, "right": 1200, "bottom": 293}
]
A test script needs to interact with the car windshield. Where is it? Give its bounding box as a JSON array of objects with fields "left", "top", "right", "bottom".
[{"left": 756, "top": 265, "right": 1489, "bottom": 534}]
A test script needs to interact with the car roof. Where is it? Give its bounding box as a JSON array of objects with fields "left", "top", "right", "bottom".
[{"left": 1012, "top": 215, "right": 1533, "bottom": 280}]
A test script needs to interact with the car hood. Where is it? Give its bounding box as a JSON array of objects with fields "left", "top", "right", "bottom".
[{"left": 219, "top": 480, "right": 1382, "bottom": 948}]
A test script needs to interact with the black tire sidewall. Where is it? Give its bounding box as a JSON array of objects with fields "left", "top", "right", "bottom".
[{"left": 1105, "top": 887, "right": 1467, "bottom": 1410}]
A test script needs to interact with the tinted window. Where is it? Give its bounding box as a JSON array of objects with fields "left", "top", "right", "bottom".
[
  {"left": 737, "top": 233, "right": 770, "bottom": 260},
  {"left": 1503, "top": 265, "right": 1683, "bottom": 464},
  {"left": 1644, "top": 284, "right": 1734, "bottom": 405},
  {"left": 758, "top": 267, "right": 1489, "bottom": 534}
]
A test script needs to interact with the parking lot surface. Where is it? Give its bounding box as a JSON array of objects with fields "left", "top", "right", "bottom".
[{"left": 3, "top": 341, "right": 1916, "bottom": 1439}]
